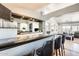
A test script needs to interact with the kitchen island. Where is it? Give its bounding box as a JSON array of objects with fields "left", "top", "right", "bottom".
[
  {"left": 0, "top": 34, "right": 54, "bottom": 56},
  {"left": 0, "top": 32, "right": 61, "bottom": 56}
]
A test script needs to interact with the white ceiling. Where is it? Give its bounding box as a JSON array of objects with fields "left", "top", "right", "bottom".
[
  {"left": 39, "top": 3, "right": 76, "bottom": 15},
  {"left": 2, "top": 3, "right": 49, "bottom": 11},
  {"left": 42, "top": 3, "right": 78, "bottom": 20}
]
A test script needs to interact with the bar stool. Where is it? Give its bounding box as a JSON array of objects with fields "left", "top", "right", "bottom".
[
  {"left": 61, "top": 34, "right": 66, "bottom": 56},
  {"left": 42, "top": 40, "right": 53, "bottom": 56},
  {"left": 32, "top": 40, "right": 53, "bottom": 56},
  {"left": 54, "top": 36, "right": 62, "bottom": 56}
]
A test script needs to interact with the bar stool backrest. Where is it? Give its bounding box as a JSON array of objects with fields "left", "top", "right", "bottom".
[
  {"left": 62, "top": 34, "right": 66, "bottom": 44},
  {"left": 42, "top": 40, "right": 53, "bottom": 56},
  {"left": 54, "top": 36, "right": 61, "bottom": 49}
]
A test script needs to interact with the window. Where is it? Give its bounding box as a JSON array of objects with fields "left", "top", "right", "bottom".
[
  {"left": 72, "top": 26, "right": 77, "bottom": 32},
  {"left": 62, "top": 25, "right": 71, "bottom": 33}
]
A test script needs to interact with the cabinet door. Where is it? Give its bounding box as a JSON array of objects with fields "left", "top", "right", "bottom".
[
  {"left": 0, "top": 4, "right": 11, "bottom": 20},
  {"left": 0, "top": 19, "right": 2, "bottom": 27},
  {"left": 3, "top": 20, "right": 8, "bottom": 27}
]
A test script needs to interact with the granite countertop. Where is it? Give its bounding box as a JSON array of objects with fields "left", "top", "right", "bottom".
[
  {"left": 0, "top": 35, "right": 53, "bottom": 51},
  {"left": 16, "top": 32, "right": 43, "bottom": 43}
]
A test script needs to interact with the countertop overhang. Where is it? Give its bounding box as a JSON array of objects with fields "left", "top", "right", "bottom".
[{"left": 0, "top": 35, "right": 53, "bottom": 51}]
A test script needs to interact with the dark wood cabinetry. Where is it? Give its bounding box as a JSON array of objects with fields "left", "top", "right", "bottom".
[{"left": 0, "top": 4, "right": 11, "bottom": 20}]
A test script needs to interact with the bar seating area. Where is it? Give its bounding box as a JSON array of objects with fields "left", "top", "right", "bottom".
[{"left": 0, "top": 3, "right": 79, "bottom": 56}]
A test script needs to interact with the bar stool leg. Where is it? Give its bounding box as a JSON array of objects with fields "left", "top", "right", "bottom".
[
  {"left": 64, "top": 49, "right": 65, "bottom": 56},
  {"left": 63, "top": 45, "right": 65, "bottom": 56},
  {"left": 61, "top": 45, "right": 63, "bottom": 56},
  {"left": 56, "top": 49, "right": 58, "bottom": 56},
  {"left": 61, "top": 49, "right": 63, "bottom": 56},
  {"left": 59, "top": 48, "right": 61, "bottom": 56},
  {"left": 61, "top": 45, "right": 65, "bottom": 56}
]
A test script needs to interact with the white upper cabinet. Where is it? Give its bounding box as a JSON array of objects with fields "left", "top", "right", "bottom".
[{"left": 0, "top": 19, "right": 2, "bottom": 27}]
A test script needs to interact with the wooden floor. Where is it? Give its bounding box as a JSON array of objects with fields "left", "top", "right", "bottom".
[{"left": 64, "top": 38, "right": 79, "bottom": 56}]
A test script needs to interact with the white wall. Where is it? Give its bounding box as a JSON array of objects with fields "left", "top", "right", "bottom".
[
  {"left": 32, "top": 22, "right": 39, "bottom": 32},
  {"left": 45, "top": 17, "right": 58, "bottom": 35},
  {"left": 20, "top": 23, "right": 29, "bottom": 31},
  {"left": 57, "top": 12, "right": 79, "bottom": 33},
  {"left": 58, "top": 12, "right": 79, "bottom": 23},
  {"left": 44, "top": 12, "right": 79, "bottom": 34}
]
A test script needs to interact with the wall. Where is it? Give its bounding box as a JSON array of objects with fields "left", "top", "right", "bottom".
[
  {"left": 57, "top": 12, "right": 79, "bottom": 34},
  {"left": 58, "top": 12, "right": 79, "bottom": 23},
  {"left": 45, "top": 17, "right": 58, "bottom": 35},
  {"left": 32, "top": 22, "right": 39, "bottom": 32},
  {"left": 44, "top": 12, "right": 79, "bottom": 34},
  {"left": 20, "top": 23, "right": 29, "bottom": 31}
]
